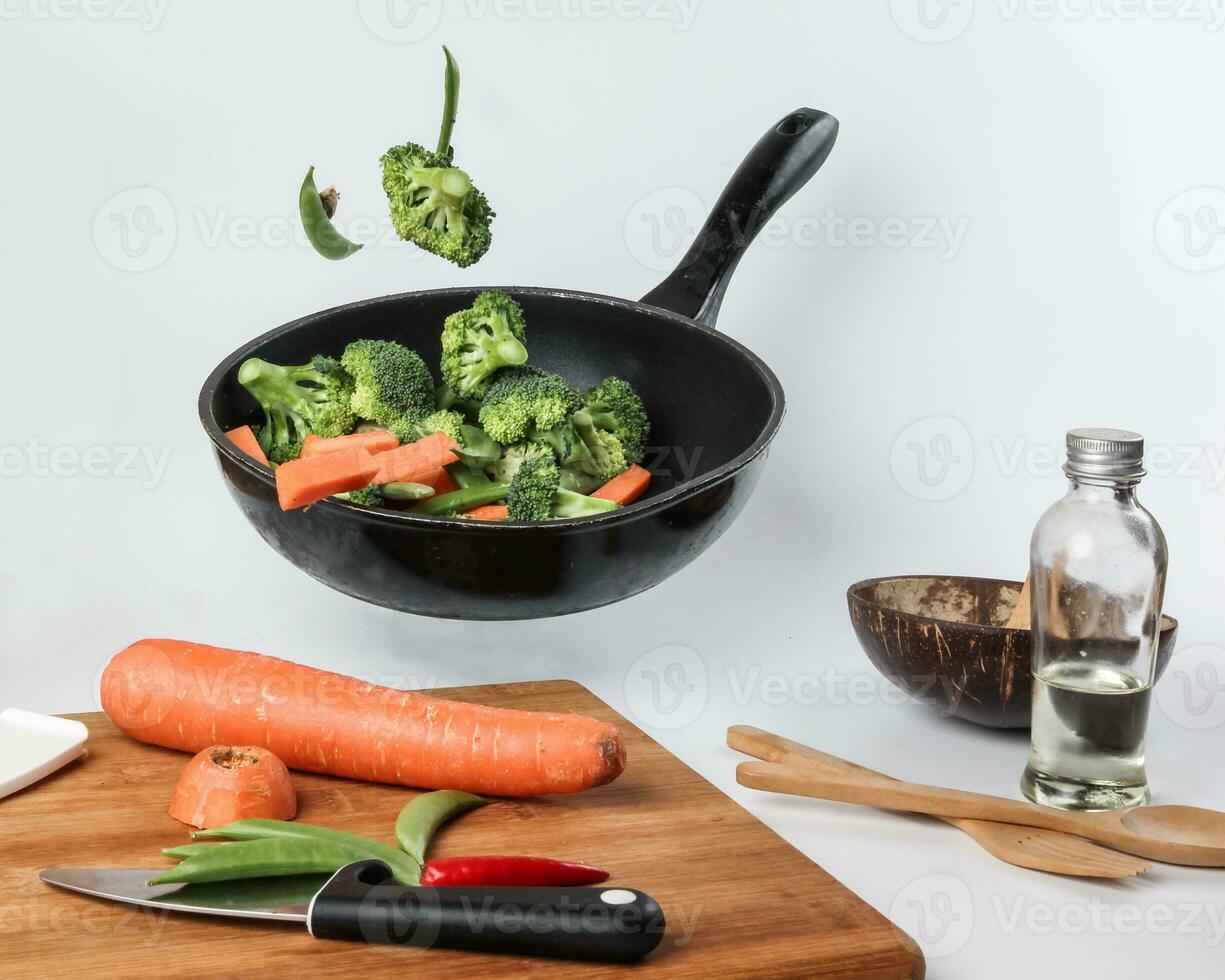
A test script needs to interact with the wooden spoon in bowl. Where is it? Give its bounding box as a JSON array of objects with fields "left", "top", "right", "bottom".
[{"left": 738, "top": 761, "right": 1225, "bottom": 867}]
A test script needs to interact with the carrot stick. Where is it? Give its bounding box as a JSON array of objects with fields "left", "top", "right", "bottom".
[
  {"left": 416, "top": 467, "right": 462, "bottom": 496},
  {"left": 301, "top": 430, "right": 399, "bottom": 459},
  {"left": 224, "top": 426, "right": 270, "bottom": 467},
  {"left": 465, "top": 504, "right": 509, "bottom": 521},
  {"left": 168, "top": 746, "right": 297, "bottom": 830},
  {"left": 372, "top": 432, "right": 459, "bottom": 485},
  {"left": 275, "top": 449, "right": 379, "bottom": 510},
  {"left": 101, "top": 640, "right": 626, "bottom": 797},
  {"left": 591, "top": 464, "right": 651, "bottom": 505}
]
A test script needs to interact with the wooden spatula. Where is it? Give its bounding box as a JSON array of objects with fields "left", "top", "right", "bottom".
[{"left": 727, "top": 726, "right": 1150, "bottom": 878}]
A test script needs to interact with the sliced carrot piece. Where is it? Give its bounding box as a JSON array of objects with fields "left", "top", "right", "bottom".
[
  {"left": 465, "top": 504, "right": 509, "bottom": 521},
  {"left": 416, "top": 467, "right": 462, "bottom": 495},
  {"left": 276, "top": 449, "right": 378, "bottom": 510},
  {"left": 372, "top": 432, "right": 459, "bottom": 485},
  {"left": 301, "top": 430, "right": 399, "bottom": 459},
  {"left": 168, "top": 745, "right": 297, "bottom": 829},
  {"left": 224, "top": 425, "right": 270, "bottom": 467},
  {"left": 591, "top": 464, "right": 651, "bottom": 505}
]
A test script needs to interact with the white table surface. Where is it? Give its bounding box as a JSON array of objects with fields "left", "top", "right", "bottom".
[{"left": 4, "top": 3, "right": 1225, "bottom": 976}]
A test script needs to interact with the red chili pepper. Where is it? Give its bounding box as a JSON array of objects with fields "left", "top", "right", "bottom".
[{"left": 421, "top": 856, "right": 610, "bottom": 887}]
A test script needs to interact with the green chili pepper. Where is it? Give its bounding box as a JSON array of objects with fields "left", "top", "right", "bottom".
[
  {"left": 395, "top": 790, "right": 486, "bottom": 866},
  {"left": 411, "top": 482, "right": 509, "bottom": 516},
  {"left": 299, "top": 166, "right": 363, "bottom": 261},
  {"left": 150, "top": 837, "right": 379, "bottom": 886},
  {"left": 191, "top": 818, "right": 420, "bottom": 883},
  {"left": 381, "top": 481, "right": 435, "bottom": 501}
]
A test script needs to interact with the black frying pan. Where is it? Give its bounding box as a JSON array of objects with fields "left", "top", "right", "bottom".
[{"left": 198, "top": 108, "right": 839, "bottom": 620}]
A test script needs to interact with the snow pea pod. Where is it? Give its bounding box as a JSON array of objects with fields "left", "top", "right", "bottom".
[
  {"left": 381, "top": 482, "right": 435, "bottom": 501},
  {"left": 299, "top": 166, "right": 363, "bottom": 260},
  {"left": 412, "top": 483, "right": 509, "bottom": 516},
  {"left": 150, "top": 837, "right": 376, "bottom": 885},
  {"left": 395, "top": 790, "right": 486, "bottom": 866},
  {"left": 191, "top": 818, "right": 420, "bottom": 883}
]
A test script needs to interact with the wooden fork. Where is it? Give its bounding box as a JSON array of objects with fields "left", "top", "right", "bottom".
[{"left": 727, "top": 725, "right": 1151, "bottom": 879}]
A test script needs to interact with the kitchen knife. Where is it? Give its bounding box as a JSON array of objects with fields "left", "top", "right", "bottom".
[{"left": 41, "top": 859, "right": 665, "bottom": 962}]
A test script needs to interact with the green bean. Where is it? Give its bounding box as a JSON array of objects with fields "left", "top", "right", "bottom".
[
  {"left": 435, "top": 45, "right": 461, "bottom": 157},
  {"left": 299, "top": 166, "right": 363, "bottom": 261},
  {"left": 191, "top": 818, "right": 420, "bottom": 883},
  {"left": 150, "top": 837, "right": 377, "bottom": 886},
  {"left": 395, "top": 790, "right": 486, "bottom": 866},
  {"left": 411, "top": 482, "right": 509, "bottom": 516},
  {"left": 161, "top": 843, "right": 217, "bottom": 860},
  {"left": 381, "top": 482, "right": 435, "bottom": 501}
]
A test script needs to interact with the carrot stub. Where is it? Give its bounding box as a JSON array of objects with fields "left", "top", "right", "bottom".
[
  {"left": 465, "top": 504, "right": 509, "bottom": 521},
  {"left": 591, "top": 464, "right": 651, "bottom": 505},
  {"left": 372, "top": 432, "right": 459, "bottom": 485},
  {"left": 224, "top": 426, "right": 269, "bottom": 467},
  {"left": 168, "top": 745, "right": 297, "bottom": 829},
  {"left": 275, "top": 449, "right": 379, "bottom": 510},
  {"left": 101, "top": 640, "right": 626, "bottom": 798},
  {"left": 301, "top": 430, "right": 399, "bottom": 459}
]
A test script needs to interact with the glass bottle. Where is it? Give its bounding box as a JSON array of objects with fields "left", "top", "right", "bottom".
[{"left": 1020, "top": 429, "right": 1168, "bottom": 811}]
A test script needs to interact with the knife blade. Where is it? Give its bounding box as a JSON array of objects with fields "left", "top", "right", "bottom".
[{"left": 41, "top": 860, "right": 665, "bottom": 962}]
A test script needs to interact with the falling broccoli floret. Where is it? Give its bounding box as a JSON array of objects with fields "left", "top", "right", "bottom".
[
  {"left": 478, "top": 367, "right": 582, "bottom": 445},
  {"left": 441, "top": 291, "right": 528, "bottom": 398},
  {"left": 506, "top": 451, "right": 560, "bottom": 522},
  {"left": 341, "top": 339, "right": 436, "bottom": 436},
  {"left": 237, "top": 355, "right": 357, "bottom": 459},
  {"left": 583, "top": 377, "right": 650, "bottom": 464},
  {"left": 381, "top": 145, "right": 493, "bottom": 268}
]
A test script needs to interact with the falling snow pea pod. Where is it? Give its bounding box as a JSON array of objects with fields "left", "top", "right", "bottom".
[
  {"left": 395, "top": 790, "right": 487, "bottom": 867},
  {"left": 299, "top": 166, "right": 363, "bottom": 260},
  {"left": 190, "top": 817, "right": 420, "bottom": 882},
  {"left": 150, "top": 836, "right": 385, "bottom": 886}
]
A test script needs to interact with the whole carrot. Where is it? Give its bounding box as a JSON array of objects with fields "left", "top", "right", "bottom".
[{"left": 100, "top": 640, "right": 626, "bottom": 797}]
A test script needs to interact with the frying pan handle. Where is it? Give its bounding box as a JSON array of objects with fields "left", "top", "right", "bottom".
[{"left": 640, "top": 107, "right": 839, "bottom": 328}]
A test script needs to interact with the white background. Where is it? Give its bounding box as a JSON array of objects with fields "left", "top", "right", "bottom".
[{"left": 4, "top": 1, "right": 1225, "bottom": 976}]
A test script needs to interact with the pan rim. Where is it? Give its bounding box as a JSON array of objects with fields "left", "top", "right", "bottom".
[{"left": 198, "top": 285, "right": 786, "bottom": 531}]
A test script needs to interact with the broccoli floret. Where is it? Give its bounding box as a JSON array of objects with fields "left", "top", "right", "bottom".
[
  {"left": 551, "top": 489, "right": 619, "bottom": 519},
  {"left": 584, "top": 377, "right": 650, "bottom": 464},
  {"left": 571, "top": 409, "right": 628, "bottom": 483},
  {"left": 238, "top": 355, "right": 356, "bottom": 458},
  {"left": 506, "top": 451, "right": 560, "bottom": 522},
  {"left": 525, "top": 410, "right": 626, "bottom": 493},
  {"left": 397, "top": 409, "right": 465, "bottom": 446},
  {"left": 341, "top": 339, "right": 435, "bottom": 435},
  {"left": 381, "top": 144, "right": 493, "bottom": 268},
  {"left": 441, "top": 291, "right": 528, "bottom": 398},
  {"left": 338, "top": 486, "right": 385, "bottom": 507},
  {"left": 478, "top": 367, "right": 582, "bottom": 445},
  {"left": 488, "top": 442, "right": 553, "bottom": 484}
]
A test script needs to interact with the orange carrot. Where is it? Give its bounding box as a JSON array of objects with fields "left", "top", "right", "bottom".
[
  {"left": 416, "top": 467, "right": 461, "bottom": 495},
  {"left": 591, "top": 464, "right": 651, "bottom": 505},
  {"left": 275, "top": 449, "right": 379, "bottom": 510},
  {"left": 224, "top": 426, "right": 269, "bottom": 467},
  {"left": 101, "top": 640, "right": 626, "bottom": 797},
  {"left": 301, "top": 430, "right": 399, "bottom": 459},
  {"left": 465, "top": 504, "right": 509, "bottom": 521},
  {"left": 372, "top": 432, "right": 459, "bottom": 485},
  {"left": 168, "top": 745, "right": 297, "bottom": 830}
]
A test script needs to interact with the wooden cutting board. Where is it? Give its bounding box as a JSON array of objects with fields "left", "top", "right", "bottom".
[{"left": 0, "top": 680, "right": 923, "bottom": 979}]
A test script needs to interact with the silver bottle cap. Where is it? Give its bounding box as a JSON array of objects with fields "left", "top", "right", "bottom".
[{"left": 1065, "top": 428, "right": 1145, "bottom": 483}]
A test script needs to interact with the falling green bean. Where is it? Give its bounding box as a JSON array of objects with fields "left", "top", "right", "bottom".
[
  {"left": 435, "top": 45, "right": 461, "bottom": 157},
  {"left": 299, "top": 166, "right": 363, "bottom": 261},
  {"left": 395, "top": 790, "right": 486, "bottom": 867}
]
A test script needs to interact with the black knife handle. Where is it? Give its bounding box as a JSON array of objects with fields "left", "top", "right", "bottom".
[{"left": 308, "top": 861, "right": 666, "bottom": 962}]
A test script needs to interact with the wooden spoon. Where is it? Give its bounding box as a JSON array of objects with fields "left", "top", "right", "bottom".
[
  {"left": 727, "top": 727, "right": 1149, "bottom": 878},
  {"left": 738, "top": 760, "right": 1225, "bottom": 867}
]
